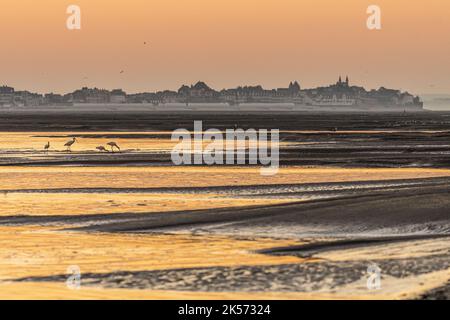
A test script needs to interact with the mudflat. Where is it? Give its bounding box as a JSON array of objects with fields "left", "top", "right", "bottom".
[{"left": 0, "top": 110, "right": 449, "bottom": 299}]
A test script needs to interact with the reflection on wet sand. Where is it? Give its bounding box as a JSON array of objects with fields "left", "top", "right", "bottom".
[
  {"left": 0, "top": 193, "right": 293, "bottom": 217},
  {"left": 1, "top": 166, "right": 450, "bottom": 190},
  {"left": 1, "top": 129, "right": 450, "bottom": 299},
  {"left": 0, "top": 226, "right": 302, "bottom": 283}
]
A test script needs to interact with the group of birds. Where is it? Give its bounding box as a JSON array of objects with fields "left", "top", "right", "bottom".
[{"left": 44, "top": 138, "right": 121, "bottom": 153}]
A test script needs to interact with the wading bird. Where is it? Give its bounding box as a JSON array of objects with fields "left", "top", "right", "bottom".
[
  {"left": 64, "top": 137, "right": 77, "bottom": 152},
  {"left": 96, "top": 146, "right": 109, "bottom": 152},
  {"left": 107, "top": 142, "right": 120, "bottom": 153},
  {"left": 44, "top": 141, "right": 50, "bottom": 154}
]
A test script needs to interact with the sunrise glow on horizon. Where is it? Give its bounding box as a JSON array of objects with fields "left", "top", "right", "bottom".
[{"left": 1, "top": 0, "right": 449, "bottom": 94}]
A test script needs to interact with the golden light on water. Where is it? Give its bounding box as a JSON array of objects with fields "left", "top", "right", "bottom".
[
  {"left": 1, "top": 131, "right": 450, "bottom": 299},
  {"left": 0, "top": 193, "right": 292, "bottom": 217},
  {"left": 1, "top": 166, "right": 450, "bottom": 190}
]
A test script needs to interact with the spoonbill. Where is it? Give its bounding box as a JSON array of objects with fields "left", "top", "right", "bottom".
[
  {"left": 44, "top": 141, "right": 50, "bottom": 154},
  {"left": 64, "top": 137, "right": 77, "bottom": 152},
  {"left": 96, "top": 146, "right": 109, "bottom": 152},
  {"left": 107, "top": 142, "right": 120, "bottom": 153}
]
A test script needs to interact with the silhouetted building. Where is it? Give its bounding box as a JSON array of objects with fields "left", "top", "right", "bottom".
[
  {"left": 0, "top": 86, "right": 14, "bottom": 106},
  {"left": 110, "top": 89, "right": 127, "bottom": 103}
]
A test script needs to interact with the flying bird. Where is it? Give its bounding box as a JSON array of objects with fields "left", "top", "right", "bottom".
[
  {"left": 107, "top": 142, "right": 120, "bottom": 153},
  {"left": 64, "top": 137, "right": 77, "bottom": 152}
]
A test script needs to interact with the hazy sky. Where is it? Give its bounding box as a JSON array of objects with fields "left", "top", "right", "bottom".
[{"left": 1, "top": 0, "right": 449, "bottom": 94}]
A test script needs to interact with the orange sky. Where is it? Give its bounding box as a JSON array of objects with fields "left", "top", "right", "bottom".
[{"left": 0, "top": 0, "right": 449, "bottom": 94}]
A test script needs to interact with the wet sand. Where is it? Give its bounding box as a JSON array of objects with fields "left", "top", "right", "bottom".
[
  {"left": 0, "top": 111, "right": 449, "bottom": 299},
  {"left": 1, "top": 170, "right": 449, "bottom": 299},
  {"left": 1, "top": 129, "right": 450, "bottom": 167}
]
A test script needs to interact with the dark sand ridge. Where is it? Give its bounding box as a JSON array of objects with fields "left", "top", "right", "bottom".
[
  {"left": 71, "top": 182, "right": 450, "bottom": 238},
  {"left": 0, "top": 175, "right": 448, "bottom": 194},
  {"left": 13, "top": 252, "right": 450, "bottom": 294},
  {"left": 1, "top": 110, "right": 450, "bottom": 132},
  {"left": 2, "top": 177, "right": 448, "bottom": 239}
]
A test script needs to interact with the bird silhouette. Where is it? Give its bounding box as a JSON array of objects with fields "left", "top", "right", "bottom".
[
  {"left": 64, "top": 137, "right": 77, "bottom": 152},
  {"left": 107, "top": 142, "right": 120, "bottom": 153},
  {"left": 96, "top": 146, "right": 109, "bottom": 152},
  {"left": 44, "top": 141, "right": 50, "bottom": 154}
]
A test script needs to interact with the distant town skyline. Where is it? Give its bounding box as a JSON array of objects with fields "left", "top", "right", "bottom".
[
  {"left": 1, "top": 0, "right": 449, "bottom": 95},
  {"left": 0, "top": 77, "right": 437, "bottom": 97},
  {"left": 0, "top": 76, "right": 425, "bottom": 96},
  {"left": 0, "top": 77, "right": 424, "bottom": 110}
]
